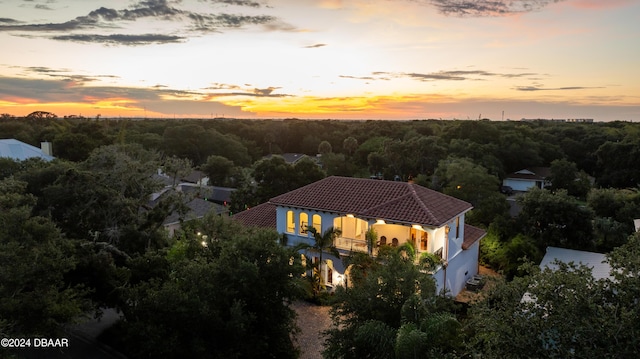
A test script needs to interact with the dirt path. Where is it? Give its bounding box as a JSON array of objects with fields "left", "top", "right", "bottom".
[{"left": 292, "top": 301, "right": 332, "bottom": 359}]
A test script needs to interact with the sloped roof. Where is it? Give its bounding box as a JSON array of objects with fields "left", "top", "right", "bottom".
[
  {"left": 0, "top": 139, "right": 54, "bottom": 161},
  {"left": 270, "top": 176, "right": 472, "bottom": 226},
  {"left": 232, "top": 202, "right": 277, "bottom": 228},
  {"left": 263, "top": 153, "right": 308, "bottom": 164},
  {"left": 539, "top": 246, "right": 612, "bottom": 281},
  {"left": 163, "top": 198, "right": 226, "bottom": 225},
  {"left": 506, "top": 167, "right": 551, "bottom": 181},
  {"left": 463, "top": 224, "right": 486, "bottom": 250}
]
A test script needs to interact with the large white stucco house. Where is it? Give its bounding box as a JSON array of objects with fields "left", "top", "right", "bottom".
[{"left": 233, "top": 176, "right": 486, "bottom": 297}]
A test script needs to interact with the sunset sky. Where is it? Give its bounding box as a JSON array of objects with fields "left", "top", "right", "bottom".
[{"left": 0, "top": 0, "right": 638, "bottom": 121}]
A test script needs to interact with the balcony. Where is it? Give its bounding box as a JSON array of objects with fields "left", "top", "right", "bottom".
[{"left": 335, "top": 237, "right": 368, "bottom": 253}]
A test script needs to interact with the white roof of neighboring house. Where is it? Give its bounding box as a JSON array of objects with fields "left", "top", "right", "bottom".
[
  {"left": 539, "top": 246, "right": 612, "bottom": 281},
  {"left": 0, "top": 139, "right": 54, "bottom": 161},
  {"left": 522, "top": 246, "right": 612, "bottom": 303},
  {"left": 505, "top": 167, "right": 551, "bottom": 181}
]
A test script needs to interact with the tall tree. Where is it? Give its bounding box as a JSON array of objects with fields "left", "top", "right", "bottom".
[
  {"left": 323, "top": 245, "right": 459, "bottom": 359},
  {"left": 112, "top": 221, "right": 304, "bottom": 359},
  {"left": 0, "top": 178, "right": 87, "bottom": 338},
  {"left": 466, "top": 234, "right": 640, "bottom": 359},
  {"left": 304, "top": 226, "right": 341, "bottom": 298},
  {"left": 517, "top": 188, "right": 594, "bottom": 250},
  {"left": 201, "top": 155, "right": 234, "bottom": 187}
]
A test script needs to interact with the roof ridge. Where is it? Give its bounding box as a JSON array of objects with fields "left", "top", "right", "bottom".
[
  {"left": 408, "top": 183, "right": 439, "bottom": 224},
  {"left": 360, "top": 182, "right": 439, "bottom": 225}
]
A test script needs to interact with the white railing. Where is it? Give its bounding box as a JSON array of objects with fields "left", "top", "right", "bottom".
[{"left": 335, "top": 237, "right": 368, "bottom": 253}]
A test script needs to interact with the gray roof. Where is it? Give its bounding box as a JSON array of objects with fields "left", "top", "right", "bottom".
[
  {"left": 163, "top": 198, "right": 227, "bottom": 225},
  {"left": 540, "top": 246, "right": 612, "bottom": 280},
  {"left": 0, "top": 139, "right": 54, "bottom": 161}
]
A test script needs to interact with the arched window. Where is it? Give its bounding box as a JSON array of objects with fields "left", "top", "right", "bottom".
[
  {"left": 420, "top": 232, "right": 429, "bottom": 251},
  {"left": 392, "top": 238, "right": 399, "bottom": 247},
  {"left": 299, "top": 212, "right": 309, "bottom": 234},
  {"left": 380, "top": 236, "right": 387, "bottom": 246},
  {"left": 312, "top": 214, "right": 322, "bottom": 233},
  {"left": 325, "top": 259, "right": 334, "bottom": 285},
  {"left": 286, "top": 211, "right": 295, "bottom": 233}
]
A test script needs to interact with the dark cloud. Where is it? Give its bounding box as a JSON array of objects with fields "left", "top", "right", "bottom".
[
  {"left": 0, "top": 74, "right": 252, "bottom": 117},
  {"left": 0, "top": 0, "right": 294, "bottom": 45},
  {"left": 341, "top": 69, "right": 538, "bottom": 82},
  {"left": 34, "top": 4, "right": 54, "bottom": 10},
  {"left": 206, "top": 0, "right": 263, "bottom": 7},
  {"left": 406, "top": 70, "right": 536, "bottom": 81},
  {"left": 429, "top": 0, "right": 566, "bottom": 17},
  {"left": 304, "top": 43, "right": 327, "bottom": 48},
  {"left": 514, "top": 85, "right": 605, "bottom": 91},
  {"left": 14, "top": 66, "right": 119, "bottom": 84},
  {"left": 205, "top": 83, "right": 243, "bottom": 91},
  {"left": 253, "top": 87, "right": 280, "bottom": 96},
  {"left": 202, "top": 84, "right": 289, "bottom": 98},
  {"left": 52, "top": 33, "right": 186, "bottom": 45},
  {"left": 0, "top": 18, "right": 21, "bottom": 24},
  {"left": 339, "top": 75, "right": 379, "bottom": 81}
]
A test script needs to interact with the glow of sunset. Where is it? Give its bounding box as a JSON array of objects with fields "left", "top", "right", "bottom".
[{"left": 0, "top": 0, "right": 638, "bottom": 121}]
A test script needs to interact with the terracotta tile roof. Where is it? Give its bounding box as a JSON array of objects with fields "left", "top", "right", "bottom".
[
  {"left": 232, "top": 202, "right": 277, "bottom": 228},
  {"left": 462, "top": 224, "right": 486, "bottom": 250},
  {"left": 270, "top": 176, "right": 472, "bottom": 227}
]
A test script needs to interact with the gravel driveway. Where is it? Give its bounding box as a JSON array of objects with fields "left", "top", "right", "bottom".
[{"left": 292, "top": 301, "right": 332, "bottom": 359}]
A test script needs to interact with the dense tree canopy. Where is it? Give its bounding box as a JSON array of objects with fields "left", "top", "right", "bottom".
[
  {"left": 466, "top": 232, "right": 640, "bottom": 358},
  {"left": 109, "top": 215, "right": 305, "bottom": 359},
  {"left": 323, "top": 245, "right": 463, "bottom": 359},
  {"left": 1, "top": 114, "right": 640, "bottom": 358}
]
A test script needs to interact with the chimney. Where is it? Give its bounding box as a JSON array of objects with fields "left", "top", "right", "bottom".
[{"left": 41, "top": 141, "right": 53, "bottom": 156}]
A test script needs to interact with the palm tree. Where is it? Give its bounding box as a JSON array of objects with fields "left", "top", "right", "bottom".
[
  {"left": 365, "top": 227, "right": 378, "bottom": 257},
  {"left": 305, "top": 226, "right": 341, "bottom": 296}
]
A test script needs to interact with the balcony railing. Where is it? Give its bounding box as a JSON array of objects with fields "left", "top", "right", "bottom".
[{"left": 335, "top": 237, "right": 368, "bottom": 253}]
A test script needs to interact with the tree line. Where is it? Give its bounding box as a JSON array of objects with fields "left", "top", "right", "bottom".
[{"left": 1, "top": 113, "right": 640, "bottom": 357}]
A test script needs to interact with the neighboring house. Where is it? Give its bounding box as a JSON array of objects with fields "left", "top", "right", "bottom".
[
  {"left": 634, "top": 219, "right": 640, "bottom": 232},
  {"left": 181, "top": 184, "right": 235, "bottom": 206},
  {"left": 503, "top": 167, "right": 551, "bottom": 192},
  {"left": 0, "top": 139, "right": 54, "bottom": 161},
  {"left": 233, "top": 176, "right": 486, "bottom": 297},
  {"left": 539, "top": 246, "right": 612, "bottom": 280},
  {"left": 182, "top": 170, "right": 209, "bottom": 186},
  {"left": 149, "top": 172, "right": 229, "bottom": 236},
  {"left": 522, "top": 246, "right": 612, "bottom": 302},
  {"left": 162, "top": 197, "right": 226, "bottom": 237},
  {"left": 263, "top": 153, "right": 308, "bottom": 165}
]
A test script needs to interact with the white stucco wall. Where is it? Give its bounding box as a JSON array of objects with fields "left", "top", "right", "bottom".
[
  {"left": 445, "top": 240, "right": 480, "bottom": 296},
  {"left": 503, "top": 178, "right": 537, "bottom": 192},
  {"left": 276, "top": 205, "right": 477, "bottom": 297}
]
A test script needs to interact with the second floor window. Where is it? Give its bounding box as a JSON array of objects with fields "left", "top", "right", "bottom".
[
  {"left": 299, "top": 213, "right": 309, "bottom": 234},
  {"left": 286, "top": 211, "right": 295, "bottom": 233},
  {"left": 312, "top": 214, "right": 322, "bottom": 233}
]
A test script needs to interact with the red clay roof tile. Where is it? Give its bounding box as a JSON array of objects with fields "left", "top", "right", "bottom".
[
  {"left": 270, "top": 176, "right": 472, "bottom": 226},
  {"left": 462, "top": 224, "right": 486, "bottom": 250},
  {"left": 232, "top": 202, "right": 277, "bottom": 228}
]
